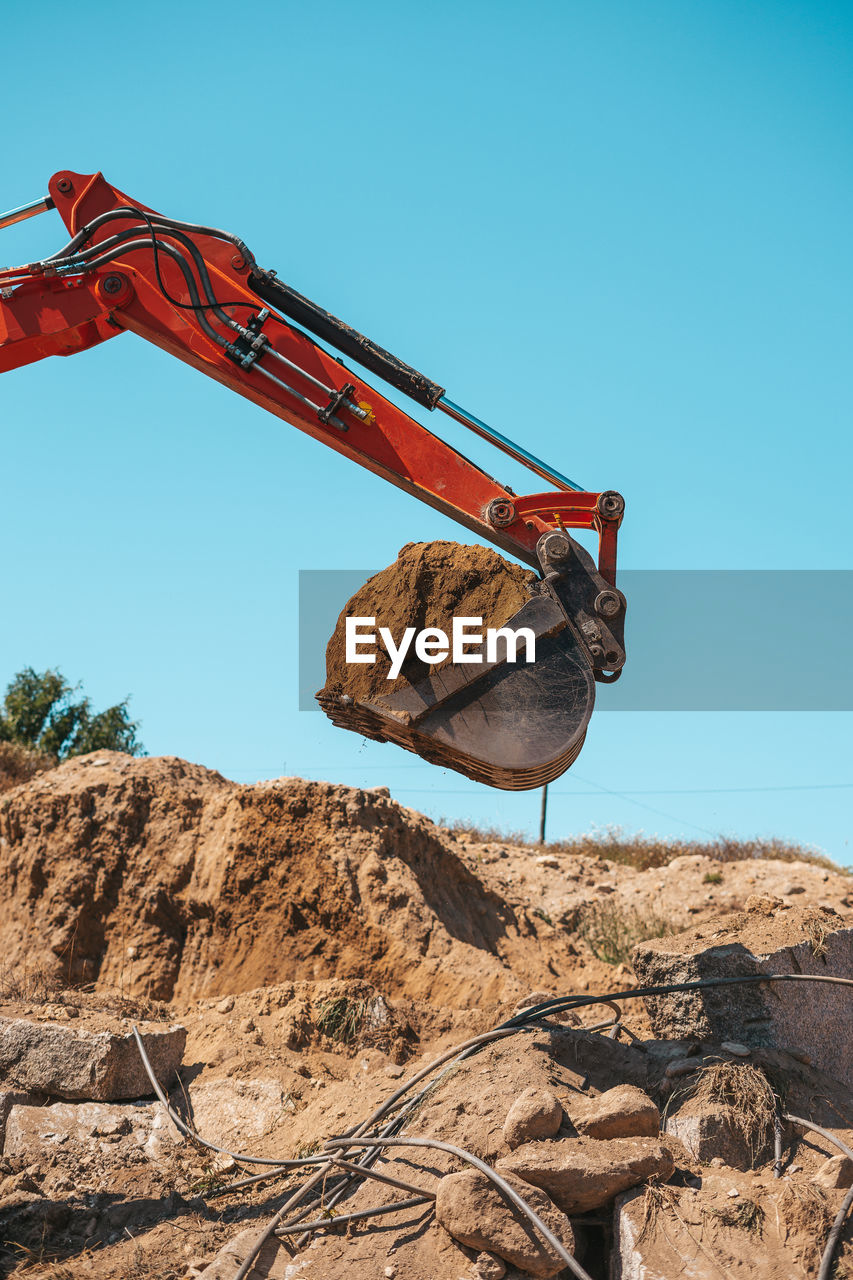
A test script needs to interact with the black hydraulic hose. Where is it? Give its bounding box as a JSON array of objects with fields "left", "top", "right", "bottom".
[
  {"left": 275, "top": 1195, "right": 434, "bottom": 1236},
  {"left": 84, "top": 236, "right": 229, "bottom": 348},
  {"left": 249, "top": 269, "right": 445, "bottom": 409},
  {"left": 820, "top": 1183, "right": 853, "bottom": 1280},
  {"left": 47, "top": 205, "right": 256, "bottom": 273}
]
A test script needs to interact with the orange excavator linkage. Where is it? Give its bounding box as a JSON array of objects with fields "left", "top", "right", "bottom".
[{"left": 0, "top": 171, "right": 626, "bottom": 790}]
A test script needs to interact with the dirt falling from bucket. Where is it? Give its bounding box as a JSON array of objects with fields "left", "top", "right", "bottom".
[{"left": 320, "top": 540, "right": 537, "bottom": 703}]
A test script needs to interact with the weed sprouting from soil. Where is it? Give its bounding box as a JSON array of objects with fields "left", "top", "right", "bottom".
[
  {"left": 576, "top": 900, "right": 674, "bottom": 965},
  {"left": 315, "top": 995, "right": 368, "bottom": 1044},
  {"left": 703, "top": 869, "right": 723, "bottom": 884}
]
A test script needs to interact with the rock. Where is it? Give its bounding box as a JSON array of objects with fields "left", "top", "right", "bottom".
[
  {"left": 472, "top": 1254, "right": 507, "bottom": 1279},
  {"left": 569, "top": 1085, "right": 660, "bottom": 1140},
  {"left": 632, "top": 906, "right": 853, "bottom": 1089},
  {"left": 435, "top": 1168, "right": 573, "bottom": 1278},
  {"left": 502, "top": 1088, "right": 563, "bottom": 1149},
  {"left": 184, "top": 1078, "right": 286, "bottom": 1150},
  {"left": 535, "top": 856, "right": 560, "bottom": 870},
  {"left": 3, "top": 1099, "right": 173, "bottom": 1161},
  {"left": 215, "top": 996, "right": 234, "bottom": 1014},
  {"left": 0, "top": 1090, "right": 30, "bottom": 1147},
  {"left": 664, "top": 1103, "right": 768, "bottom": 1171},
  {"left": 199, "top": 1226, "right": 290, "bottom": 1278},
  {"left": 0, "top": 1017, "right": 186, "bottom": 1101},
  {"left": 497, "top": 1137, "right": 674, "bottom": 1214},
  {"left": 721, "top": 1042, "right": 750, "bottom": 1057},
  {"left": 665, "top": 1057, "right": 701, "bottom": 1079},
  {"left": 813, "top": 1154, "right": 853, "bottom": 1190}
]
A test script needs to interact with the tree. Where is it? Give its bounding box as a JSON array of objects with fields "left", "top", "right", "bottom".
[{"left": 0, "top": 668, "right": 145, "bottom": 760}]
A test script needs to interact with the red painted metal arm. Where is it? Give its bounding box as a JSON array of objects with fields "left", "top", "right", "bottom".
[{"left": 0, "top": 170, "right": 622, "bottom": 576}]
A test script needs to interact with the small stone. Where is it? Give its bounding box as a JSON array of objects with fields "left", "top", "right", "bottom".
[
  {"left": 569, "top": 1085, "right": 660, "bottom": 1141},
  {"left": 813, "top": 1155, "right": 853, "bottom": 1190},
  {"left": 709, "top": 1157, "right": 725, "bottom": 1167},
  {"left": 384, "top": 1268, "right": 396, "bottom": 1278},
  {"left": 126, "top": 945, "right": 138, "bottom": 959},
  {"left": 727, "top": 1188, "right": 740, "bottom": 1198},
  {"left": 720, "top": 1042, "right": 750, "bottom": 1057},
  {"left": 503, "top": 1088, "right": 563, "bottom": 1149},
  {"left": 665, "top": 1058, "right": 700, "bottom": 1079},
  {"left": 535, "top": 855, "right": 559, "bottom": 869},
  {"left": 472, "top": 1253, "right": 507, "bottom": 1279},
  {"left": 239, "top": 1018, "right": 255, "bottom": 1034},
  {"left": 788, "top": 1164, "right": 802, "bottom": 1174},
  {"left": 215, "top": 996, "right": 234, "bottom": 1015},
  {"left": 781, "top": 884, "right": 806, "bottom": 895},
  {"left": 384, "top": 1064, "right": 404, "bottom": 1079}
]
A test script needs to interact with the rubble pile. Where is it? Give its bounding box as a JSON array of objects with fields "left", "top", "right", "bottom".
[{"left": 0, "top": 753, "right": 851, "bottom": 1278}]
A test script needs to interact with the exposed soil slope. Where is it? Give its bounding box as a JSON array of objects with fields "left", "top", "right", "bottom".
[{"left": 0, "top": 753, "right": 583, "bottom": 1007}]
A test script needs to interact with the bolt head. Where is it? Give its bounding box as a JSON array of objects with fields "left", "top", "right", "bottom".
[
  {"left": 56, "top": 178, "right": 73, "bottom": 195},
  {"left": 541, "top": 531, "right": 572, "bottom": 563},
  {"left": 486, "top": 499, "right": 517, "bottom": 529},
  {"left": 594, "top": 590, "right": 621, "bottom": 619},
  {"left": 102, "top": 275, "right": 124, "bottom": 295},
  {"left": 597, "top": 490, "right": 625, "bottom": 521}
]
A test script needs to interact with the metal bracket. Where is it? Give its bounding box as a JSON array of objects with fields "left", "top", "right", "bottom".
[
  {"left": 536, "top": 530, "right": 627, "bottom": 681},
  {"left": 224, "top": 310, "right": 271, "bottom": 370},
  {"left": 318, "top": 382, "right": 357, "bottom": 426}
]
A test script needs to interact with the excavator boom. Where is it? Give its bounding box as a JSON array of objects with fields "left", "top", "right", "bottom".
[{"left": 0, "top": 170, "right": 626, "bottom": 790}]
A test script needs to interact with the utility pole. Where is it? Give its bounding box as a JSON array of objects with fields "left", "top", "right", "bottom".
[{"left": 539, "top": 783, "right": 548, "bottom": 845}]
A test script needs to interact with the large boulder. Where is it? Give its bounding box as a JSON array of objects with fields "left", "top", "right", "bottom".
[
  {"left": 435, "top": 1168, "right": 573, "bottom": 1278},
  {"left": 632, "top": 902, "right": 853, "bottom": 1089},
  {"left": 497, "top": 1137, "right": 674, "bottom": 1214},
  {"left": 0, "top": 1016, "right": 186, "bottom": 1101}
]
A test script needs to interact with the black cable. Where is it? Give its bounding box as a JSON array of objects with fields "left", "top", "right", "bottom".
[{"left": 45, "top": 206, "right": 264, "bottom": 316}]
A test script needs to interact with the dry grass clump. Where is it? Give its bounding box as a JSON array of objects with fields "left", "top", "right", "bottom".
[
  {"left": 707, "top": 1197, "right": 765, "bottom": 1234},
  {"left": 574, "top": 900, "right": 675, "bottom": 966},
  {"left": 0, "top": 963, "right": 63, "bottom": 1005},
  {"left": 778, "top": 1181, "right": 833, "bottom": 1268},
  {"left": 677, "top": 1061, "right": 778, "bottom": 1166},
  {"left": 445, "top": 820, "right": 845, "bottom": 874},
  {"left": 805, "top": 915, "right": 831, "bottom": 959},
  {"left": 0, "top": 740, "right": 54, "bottom": 794}
]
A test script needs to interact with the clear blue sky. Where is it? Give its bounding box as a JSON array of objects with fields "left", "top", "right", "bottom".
[{"left": 1, "top": 1, "right": 851, "bottom": 861}]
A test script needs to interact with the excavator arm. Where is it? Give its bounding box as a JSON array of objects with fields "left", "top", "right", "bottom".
[{"left": 0, "top": 170, "right": 626, "bottom": 790}]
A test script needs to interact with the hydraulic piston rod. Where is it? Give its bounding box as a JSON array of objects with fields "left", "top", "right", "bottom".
[{"left": 0, "top": 196, "right": 55, "bottom": 232}]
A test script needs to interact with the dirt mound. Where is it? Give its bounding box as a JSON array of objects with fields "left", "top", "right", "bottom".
[
  {"left": 0, "top": 752, "right": 582, "bottom": 1007},
  {"left": 321, "top": 540, "right": 536, "bottom": 701}
]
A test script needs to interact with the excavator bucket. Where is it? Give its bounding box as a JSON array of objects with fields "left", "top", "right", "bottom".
[{"left": 316, "top": 531, "right": 626, "bottom": 791}]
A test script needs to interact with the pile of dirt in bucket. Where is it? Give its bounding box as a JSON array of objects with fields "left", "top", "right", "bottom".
[{"left": 320, "top": 540, "right": 537, "bottom": 701}]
